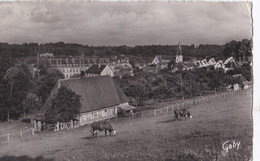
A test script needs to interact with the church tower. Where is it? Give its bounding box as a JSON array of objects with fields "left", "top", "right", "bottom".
[{"left": 176, "top": 42, "right": 183, "bottom": 63}]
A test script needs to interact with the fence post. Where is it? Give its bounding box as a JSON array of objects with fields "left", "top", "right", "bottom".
[
  {"left": 154, "top": 109, "right": 156, "bottom": 116},
  {"left": 7, "top": 133, "right": 9, "bottom": 141},
  {"left": 32, "top": 128, "right": 35, "bottom": 136},
  {"left": 20, "top": 131, "right": 22, "bottom": 138}
]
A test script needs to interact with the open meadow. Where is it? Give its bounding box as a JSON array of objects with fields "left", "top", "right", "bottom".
[{"left": 0, "top": 89, "right": 252, "bottom": 161}]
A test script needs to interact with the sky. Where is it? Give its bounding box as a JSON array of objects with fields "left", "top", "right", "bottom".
[{"left": 0, "top": 1, "right": 253, "bottom": 46}]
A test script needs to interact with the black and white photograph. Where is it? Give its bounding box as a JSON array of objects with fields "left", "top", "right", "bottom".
[{"left": 0, "top": 0, "right": 256, "bottom": 161}]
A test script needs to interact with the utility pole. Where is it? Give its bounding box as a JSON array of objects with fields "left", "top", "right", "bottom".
[
  {"left": 180, "top": 73, "right": 184, "bottom": 101},
  {"left": 8, "top": 82, "right": 13, "bottom": 122}
]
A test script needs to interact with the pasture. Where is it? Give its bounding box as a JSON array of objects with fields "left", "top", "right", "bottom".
[{"left": 0, "top": 89, "right": 252, "bottom": 161}]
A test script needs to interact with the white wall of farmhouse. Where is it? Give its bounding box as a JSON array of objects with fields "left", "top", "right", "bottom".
[{"left": 79, "top": 106, "right": 118, "bottom": 126}]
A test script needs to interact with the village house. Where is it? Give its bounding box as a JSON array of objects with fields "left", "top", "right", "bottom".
[
  {"left": 170, "top": 62, "right": 188, "bottom": 72},
  {"left": 41, "top": 76, "right": 134, "bottom": 126},
  {"left": 184, "top": 62, "right": 195, "bottom": 70},
  {"left": 111, "top": 64, "right": 134, "bottom": 77},
  {"left": 142, "top": 64, "right": 160, "bottom": 74},
  {"left": 200, "top": 59, "right": 209, "bottom": 67},
  {"left": 109, "top": 57, "right": 134, "bottom": 77},
  {"left": 85, "top": 64, "right": 114, "bottom": 77},
  {"left": 151, "top": 55, "right": 175, "bottom": 65},
  {"left": 223, "top": 57, "right": 238, "bottom": 72},
  {"left": 214, "top": 60, "right": 225, "bottom": 70}
]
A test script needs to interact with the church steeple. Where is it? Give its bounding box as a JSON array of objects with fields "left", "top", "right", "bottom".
[
  {"left": 176, "top": 42, "right": 183, "bottom": 63},
  {"left": 177, "top": 42, "right": 182, "bottom": 55}
]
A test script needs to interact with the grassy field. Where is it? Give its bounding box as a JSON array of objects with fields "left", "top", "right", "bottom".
[{"left": 0, "top": 89, "right": 253, "bottom": 161}]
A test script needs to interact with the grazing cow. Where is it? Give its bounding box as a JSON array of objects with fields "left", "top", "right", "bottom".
[
  {"left": 174, "top": 108, "right": 192, "bottom": 121},
  {"left": 174, "top": 109, "right": 181, "bottom": 121},
  {"left": 179, "top": 108, "right": 192, "bottom": 120},
  {"left": 90, "top": 121, "right": 116, "bottom": 137}
]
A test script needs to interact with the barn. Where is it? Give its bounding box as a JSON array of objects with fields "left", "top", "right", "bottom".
[{"left": 41, "top": 75, "right": 131, "bottom": 126}]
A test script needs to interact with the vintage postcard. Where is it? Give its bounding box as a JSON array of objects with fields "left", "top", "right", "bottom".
[{"left": 0, "top": 1, "right": 255, "bottom": 161}]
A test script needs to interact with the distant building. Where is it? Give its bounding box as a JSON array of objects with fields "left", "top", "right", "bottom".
[
  {"left": 110, "top": 57, "right": 134, "bottom": 77},
  {"left": 111, "top": 64, "right": 134, "bottom": 77},
  {"left": 38, "top": 52, "right": 54, "bottom": 68},
  {"left": 38, "top": 54, "right": 110, "bottom": 79},
  {"left": 214, "top": 60, "right": 224, "bottom": 70},
  {"left": 152, "top": 55, "right": 175, "bottom": 65},
  {"left": 171, "top": 62, "right": 188, "bottom": 72},
  {"left": 208, "top": 58, "right": 216, "bottom": 65},
  {"left": 200, "top": 59, "right": 209, "bottom": 67},
  {"left": 142, "top": 64, "right": 160, "bottom": 74},
  {"left": 223, "top": 57, "right": 238, "bottom": 72},
  {"left": 49, "top": 57, "right": 92, "bottom": 79},
  {"left": 175, "top": 42, "right": 183, "bottom": 63},
  {"left": 85, "top": 64, "right": 114, "bottom": 77},
  {"left": 41, "top": 76, "right": 132, "bottom": 126},
  {"left": 184, "top": 62, "right": 195, "bottom": 70}
]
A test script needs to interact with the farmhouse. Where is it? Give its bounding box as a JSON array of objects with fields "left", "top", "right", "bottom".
[{"left": 41, "top": 76, "right": 132, "bottom": 126}]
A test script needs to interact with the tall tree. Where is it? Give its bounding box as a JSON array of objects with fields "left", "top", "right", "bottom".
[
  {"left": 0, "top": 49, "right": 14, "bottom": 80},
  {"left": 0, "top": 64, "right": 33, "bottom": 120},
  {"left": 45, "top": 85, "right": 82, "bottom": 123},
  {"left": 22, "top": 93, "right": 43, "bottom": 119},
  {"left": 38, "top": 69, "right": 65, "bottom": 102}
]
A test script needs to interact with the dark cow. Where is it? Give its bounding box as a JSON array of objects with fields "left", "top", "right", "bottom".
[
  {"left": 174, "top": 109, "right": 181, "bottom": 121},
  {"left": 90, "top": 121, "right": 116, "bottom": 137},
  {"left": 174, "top": 108, "right": 192, "bottom": 121}
]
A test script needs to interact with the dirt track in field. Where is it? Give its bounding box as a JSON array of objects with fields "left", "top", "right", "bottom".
[{"left": 0, "top": 89, "right": 253, "bottom": 161}]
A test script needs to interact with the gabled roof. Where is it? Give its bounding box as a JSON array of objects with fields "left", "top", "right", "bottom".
[
  {"left": 41, "top": 76, "right": 129, "bottom": 114},
  {"left": 174, "top": 62, "right": 187, "bottom": 69},
  {"left": 184, "top": 62, "right": 195, "bottom": 68},
  {"left": 86, "top": 65, "right": 106, "bottom": 74},
  {"left": 156, "top": 55, "right": 175, "bottom": 61}
]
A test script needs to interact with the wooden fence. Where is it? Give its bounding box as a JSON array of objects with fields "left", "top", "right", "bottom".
[
  {"left": 0, "top": 88, "right": 250, "bottom": 142},
  {"left": 116, "top": 88, "right": 250, "bottom": 121}
]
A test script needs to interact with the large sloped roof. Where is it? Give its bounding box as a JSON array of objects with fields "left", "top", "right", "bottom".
[
  {"left": 85, "top": 64, "right": 106, "bottom": 74},
  {"left": 41, "top": 76, "right": 129, "bottom": 114}
]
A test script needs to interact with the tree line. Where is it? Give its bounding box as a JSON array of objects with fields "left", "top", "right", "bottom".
[
  {"left": 0, "top": 39, "right": 252, "bottom": 64},
  {"left": 115, "top": 64, "right": 251, "bottom": 105}
]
